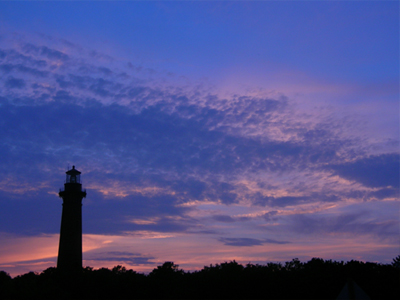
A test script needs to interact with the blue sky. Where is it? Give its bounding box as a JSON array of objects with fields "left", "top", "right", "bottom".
[{"left": 0, "top": 1, "right": 398, "bottom": 276}]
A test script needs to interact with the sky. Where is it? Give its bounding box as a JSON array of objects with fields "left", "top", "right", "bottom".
[{"left": 0, "top": 1, "right": 398, "bottom": 277}]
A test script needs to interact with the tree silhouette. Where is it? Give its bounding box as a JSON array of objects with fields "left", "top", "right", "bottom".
[
  {"left": 0, "top": 257, "right": 399, "bottom": 299},
  {"left": 392, "top": 255, "right": 400, "bottom": 268},
  {"left": 0, "top": 271, "right": 12, "bottom": 299},
  {"left": 149, "top": 261, "right": 183, "bottom": 277},
  {"left": 148, "top": 262, "right": 185, "bottom": 298}
]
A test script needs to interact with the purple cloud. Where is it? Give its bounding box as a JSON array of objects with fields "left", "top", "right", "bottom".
[
  {"left": 329, "top": 154, "right": 399, "bottom": 188},
  {"left": 219, "top": 237, "right": 290, "bottom": 247}
]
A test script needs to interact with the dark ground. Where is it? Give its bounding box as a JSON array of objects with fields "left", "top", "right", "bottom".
[{"left": 1, "top": 258, "right": 399, "bottom": 299}]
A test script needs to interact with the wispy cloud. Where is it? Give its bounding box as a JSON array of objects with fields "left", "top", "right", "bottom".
[
  {"left": 329, "top": 154, "right": 400, "bottom": 188},
  {"left": 85, "top": 251, "right": 156, "bottom": 265},
  {"left": 218, "top": 237, "right": 290, "bottom": 247}
]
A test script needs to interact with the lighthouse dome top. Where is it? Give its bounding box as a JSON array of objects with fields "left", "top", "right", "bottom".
[
  {"left": 65, "top": 165, "right": 82, "bottom": 184},
  {"left": 66, "top": 165, "right": 81, "bottom": 175}
]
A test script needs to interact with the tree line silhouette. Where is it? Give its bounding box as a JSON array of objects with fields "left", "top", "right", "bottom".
[{"left": 1, "top": 257, "right": 399, "bottom": 299}]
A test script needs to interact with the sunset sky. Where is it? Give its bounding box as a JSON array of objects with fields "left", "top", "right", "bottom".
[{"left": 0, "top": 1, "right": 398, "bottom": 277}]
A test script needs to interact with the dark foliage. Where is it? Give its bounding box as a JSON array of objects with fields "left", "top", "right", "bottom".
[{"left": 0, "top": 258, "right": 398, "bottom": 299}]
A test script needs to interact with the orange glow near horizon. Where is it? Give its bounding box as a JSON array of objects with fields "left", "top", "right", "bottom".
[{"left": 1, "top": 230, "right": 396, "bottom": 278}]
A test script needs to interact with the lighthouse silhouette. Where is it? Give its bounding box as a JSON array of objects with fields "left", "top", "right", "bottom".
[{"left": 57, "top": 165, "right": 86, "bottom": 275}]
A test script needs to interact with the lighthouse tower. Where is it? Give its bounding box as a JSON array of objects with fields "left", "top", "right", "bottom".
[{"left": 57, "top": 166, "right": 86, "bottom": 275}]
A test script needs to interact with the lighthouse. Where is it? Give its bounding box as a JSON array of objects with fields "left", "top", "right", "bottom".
[{"left": 57, "top": 166, "right": 86, "bottom": 275}]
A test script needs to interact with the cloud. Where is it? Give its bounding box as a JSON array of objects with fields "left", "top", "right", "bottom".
[
  {"left": 82, "top": 191, "right": 196, "bottom": 235},
  {"left": 252, "top": 193, "right": 340, "bottom": 208},
  {"left": 329, "top": 153, "right": 400, "bottom": 188},
  {"left": 219, "top": 237, "right": 264, "bottom": 246},
  {"left": 0, "top": 99, "right": 330, "bottom": 182},
  {"left": 86, "top": 251, "right": 156, "bottom": 265},
  {"left": 264, "top": 238, "right": 290, "bottom": 244},
  {"left": 262, "top": 211, "right": 278, "bottom": 221},
  {"left": 0, "top": 40, "right": 369, "bottom": 185},
  {"left": 0, "top": 61, "right": 49, "bottom": 77},
  {"left": 288, "top": 212, "right": 399, "bottom": 239},
  {"left": 0, "top": 190, "right": 61, "bottom": 236},
  {"left": 4, "top": 76, "right": 25, "bottom": 89},
  {"left": 212, "top": 213, "right": 262, "bottom": 223},
  {"left": 22, "top": 43, "right": 69, "bottom": 61},
  {"left": 368, "top": 188, "right": 398, "bottom": 200},
  {"left": 218, "top": 237, "right": 290, "bottom": 247},
  {"left": 212, "top": 215, "right": 236, "bottom": 223},
  {"left": 0, "top": 48, "right": 48, "bottom": 68}
]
